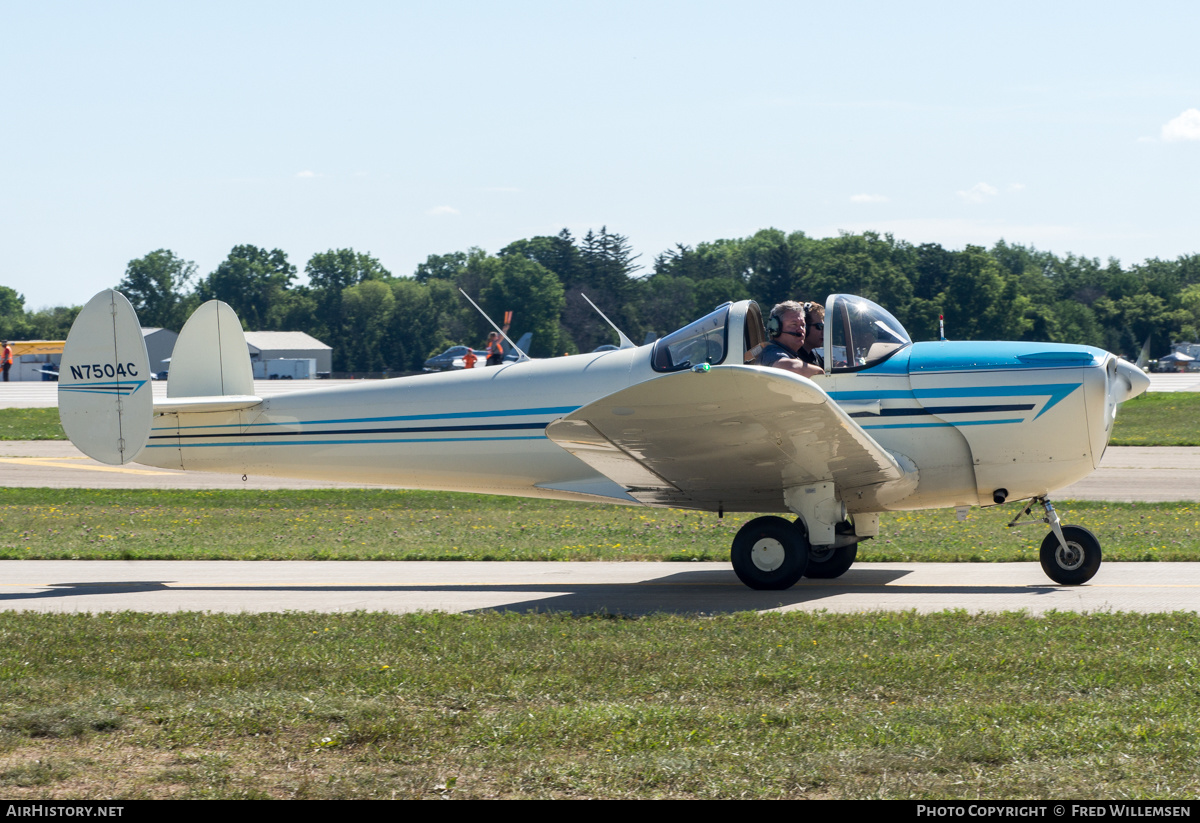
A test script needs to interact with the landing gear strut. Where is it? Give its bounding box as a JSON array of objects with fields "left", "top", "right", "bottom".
[{"left": 1008, "top": 497, "right": 1102, "bottom": 585}]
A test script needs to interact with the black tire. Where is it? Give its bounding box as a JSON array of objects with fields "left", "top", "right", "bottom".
[
  {"left": 731, "top": 516, "right": 809, "bottom": 590},
  {"left": 1040, "top": 525, "right": 1102, "bottom": 585},
  {"left": 805, "top": 543, "right": 858, "bottom": 579}
]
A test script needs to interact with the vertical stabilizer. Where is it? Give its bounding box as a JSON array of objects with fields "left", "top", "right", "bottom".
[
  {"left": 167, "top": 300, "right": 254, "bottom": 398},
  {"left": 58, "top": 290, "right": 153, "bottom": 465}
]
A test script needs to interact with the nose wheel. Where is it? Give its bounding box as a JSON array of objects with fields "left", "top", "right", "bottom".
[{"left": 1040, "top": 525, "right": 1102, "bottom": 585}]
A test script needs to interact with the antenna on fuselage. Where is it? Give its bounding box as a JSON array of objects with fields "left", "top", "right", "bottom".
[
  {"left": 938, "top": 314, "right": 946, "bottom": 342},
  {"left": 458, "top": 289, "right": 530, "bottom": 363},
  {"left": 580, "top": 292, "right": 636, "bottom": 349}
]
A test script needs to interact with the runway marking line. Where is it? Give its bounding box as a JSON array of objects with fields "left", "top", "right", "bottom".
[{"left": 0, "top": 457, "right": 175, "bottom": 475}]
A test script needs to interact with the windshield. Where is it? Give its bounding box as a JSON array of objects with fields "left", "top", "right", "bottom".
[
  {"left": 652, "top": 304, "right": 730, "bottom": 372},
  {"left": 824, "top": 294, "right": 912, "bottom": 372}
]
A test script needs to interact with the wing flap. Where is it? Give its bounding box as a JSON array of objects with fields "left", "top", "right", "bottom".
[{"left": 546, "top": 365, "right": 908, "bottom": 512}]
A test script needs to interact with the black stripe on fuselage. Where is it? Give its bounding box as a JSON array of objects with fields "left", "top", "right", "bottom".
[
  {"left": 848, "top": 403, "right": 1036, "bottom": 419},
  {"left": 148, "top": 421, "right": 548, "bottom": 441}
]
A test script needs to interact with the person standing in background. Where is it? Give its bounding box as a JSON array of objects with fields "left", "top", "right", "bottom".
[{"left": 485, "top": 332, "right": 505, "bottom": 366}]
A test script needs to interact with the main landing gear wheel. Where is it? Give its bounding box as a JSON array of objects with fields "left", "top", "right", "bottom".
[
  {"left": 796, "top": 517, "right": 858, "bottom": 579},
  {"left": 805, "top": 543, "right": 858, "bottom": 579},
  {"left": 731, "top": 516, "right": 809, "bottom": 590},
  {"left": 1040, "top": 525, "right": 1102, "bottom": 585}
]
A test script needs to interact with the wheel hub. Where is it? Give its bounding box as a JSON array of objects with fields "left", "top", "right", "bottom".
[
  {"left": 751, "top": 538, "right": 786, "bottom": 572},
  {"left": 809, "top": 546, "right": 835, "bottom": 564},
  {"left": 1055, "top": 542, "right": 1084, "bottom": 570}
]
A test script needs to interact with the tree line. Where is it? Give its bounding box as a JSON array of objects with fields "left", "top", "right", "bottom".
[{"left": 3, "top": 227, "right": 1199, "bottom": 373}]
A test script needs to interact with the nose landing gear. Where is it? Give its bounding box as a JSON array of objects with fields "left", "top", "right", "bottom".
[{"left": 1008, "top": 497, "right": 1102, "bottom": 585}]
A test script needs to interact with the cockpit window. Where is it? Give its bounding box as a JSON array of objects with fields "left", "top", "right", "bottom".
[
  {"left": 825, "top": 294, "right": 912, "bottom": 372},
  {"left": 652, "top": 304, "right": 730, "bottom": 372}
]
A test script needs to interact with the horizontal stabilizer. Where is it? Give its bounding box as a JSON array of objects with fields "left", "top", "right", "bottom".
[
  {"left": 153, "top": 395, "right": 262, "bottom": 414},
  {"left": 58, "top": 290, "right": 153, "bottom": 464}
]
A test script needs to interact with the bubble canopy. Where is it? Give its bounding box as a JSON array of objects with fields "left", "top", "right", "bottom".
[{"left": 823, "top": 294, "right": 912, "bottom": 372}]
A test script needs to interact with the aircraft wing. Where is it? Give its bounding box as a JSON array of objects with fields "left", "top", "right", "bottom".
[{"left": 545, "top": 365, "right": 909, "bottom": 512}]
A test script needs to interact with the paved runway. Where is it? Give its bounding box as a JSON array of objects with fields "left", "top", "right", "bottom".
[
  {"left": 3, "top": 560, "right": 1197, "bottom": 615},
  {"left": 2, "top": 377, "right": 1198, "bottom": 615}
]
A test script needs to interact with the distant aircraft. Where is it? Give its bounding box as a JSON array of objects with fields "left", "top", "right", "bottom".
[
  {"left": 424, "top": 333, "right": 533, "bottom": 371},
  {"left": 59, "top": 290, "right": 1148, "bottom": 589},
  {"left": 423, "top": 345, "right": 486, "bottom": 372}
]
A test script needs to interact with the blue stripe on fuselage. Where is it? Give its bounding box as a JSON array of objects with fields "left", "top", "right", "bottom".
[
  {"left": 829, "top": 382, "right": 1082, "bottom": 420},
  {"left": 151, "top": 405, "right": 581, "bottom": 431}
]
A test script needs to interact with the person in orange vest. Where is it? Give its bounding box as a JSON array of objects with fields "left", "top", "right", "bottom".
[
  {"left": 462, "top": 347, "right": 478, "bottom": 369},
  {"left": 485, "top": 332, "right": 505, "bottom": 366},
  {"left": 1, "top": 341, "right": 11, "bottom": 382}
]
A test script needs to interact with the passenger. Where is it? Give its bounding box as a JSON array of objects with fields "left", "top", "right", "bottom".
[
  {"left": 759, "top": 302, "right": 823, "bottom": 378},
  {"left": 800, "top": 301, "right": 824, "bottom": 369}
]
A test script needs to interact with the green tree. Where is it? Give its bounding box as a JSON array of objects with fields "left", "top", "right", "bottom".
[
  {"left": 413, "top": 251, "right": 468, "bottom": 284},
  {"left": 25, "top": 305, "right": 81, "bottom": 340},
  {"left": 501, "top": 231, "right": 582, "bottom": 284},
  {"left": 197, "top": 246, "right": 296, "bottom": 330},
  {"left": 117, "top": 249, "right": 197, "bottom": 330},
  {"left": 639, "top": 274, "right": 698, "bottom": 339},
  {"left": 0, "top": 287, "right": 30, "bottom": 340},
  {"left": 481, "top": 256, "right": 565, "bottom": 358},
  {"left": 937, "top": 246, "right": 1031, "bottom": 340},
  {"left": 744, "top": 228, "right": 801, "bottom": 307},
  {"left": 565, "top": 227, "right": 642, "bottom": 350},
  {"left": 340, "top": 280, "right": 396, "bottom": 372},
  {"left": 305, "top": 249, "right": 391, "bottom": 360},
  {"left": 385, "top": 279, "right": 442, "bottom": 372}
]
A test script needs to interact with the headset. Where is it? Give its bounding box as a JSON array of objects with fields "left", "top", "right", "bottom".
[{"left": 766, "top": 312, "right": 783, "bottom": 338}]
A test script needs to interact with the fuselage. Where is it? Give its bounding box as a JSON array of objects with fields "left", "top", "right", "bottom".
[
  {"left": 139, "top": 348, "right": 648, "bottom": 503},
  {"left": 136, "top": 298, "right": 1146, "bottom": 514}
]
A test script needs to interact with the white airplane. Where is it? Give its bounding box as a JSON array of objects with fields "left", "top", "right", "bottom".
[{"left": 58, "top": 290, "right": 1149, "bottom": 589}]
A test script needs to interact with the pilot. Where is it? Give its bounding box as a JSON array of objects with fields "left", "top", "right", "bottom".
[{"left": 759, "top": 302, "right": 824, "bottom": 378}]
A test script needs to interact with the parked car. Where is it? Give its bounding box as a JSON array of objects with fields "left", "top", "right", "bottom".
[{"left": 423, "top": 346, "right": 487, "bottom": 371}]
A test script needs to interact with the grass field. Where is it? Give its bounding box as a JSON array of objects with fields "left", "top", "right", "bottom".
[
  {"left": 0, "top": 408, "right": 65, "bottom": 440},
  {"left": 1, "top": 391, "right": 1199, "bottom": 445},
  {"left": 0, "top": 610, "right": 1196, "bottom": 799},
  {"left": 2, "top": 488, "right": 1198, "bottom": 562},
  {"left": 1108, "top": 392, "right": 1200, "bottom": 446}
]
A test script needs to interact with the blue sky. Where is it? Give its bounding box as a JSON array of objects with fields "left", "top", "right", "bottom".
[{"left": 3, "top": 0, "right": 1198, "bottom": 310}]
